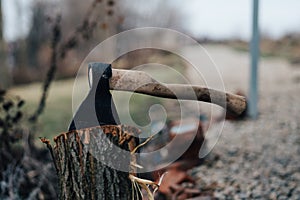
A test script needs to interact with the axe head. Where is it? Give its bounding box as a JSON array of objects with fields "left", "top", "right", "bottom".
[
  {"left": 88, "top": 62, "right": 112, "bottom": 88},
  {"left": 68, "top": 62, "right": 120, "bottom": 131}
]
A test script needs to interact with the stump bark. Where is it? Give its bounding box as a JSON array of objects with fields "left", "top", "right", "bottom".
[{"left": 52, "top": 125, "right": 141, "bottom": 200}]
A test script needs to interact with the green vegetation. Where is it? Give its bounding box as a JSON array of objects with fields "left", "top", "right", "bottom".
[{"left": 11, "top": 79, "right": 74, "bottom": 139}]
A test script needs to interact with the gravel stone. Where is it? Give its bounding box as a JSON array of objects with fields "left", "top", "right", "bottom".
[{"left": 187, "top": 47, "right": 300, "bottom": 199}]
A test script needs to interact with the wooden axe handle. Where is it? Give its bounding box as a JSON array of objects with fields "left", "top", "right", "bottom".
[{"left": 110, "top": 69, "right": 247, "bottom": 115}]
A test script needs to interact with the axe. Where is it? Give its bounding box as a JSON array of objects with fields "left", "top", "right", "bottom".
[{"left": 109, "top": 69, "right": 247, "bottom": 116}]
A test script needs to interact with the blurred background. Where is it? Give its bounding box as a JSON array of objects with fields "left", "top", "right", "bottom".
[
  {"left": 0, "top": 0, "right": 299, "bottom": 135},
  {"left": 1, "top": 0, "right": 300, "bottom": 86},
  {"left": 0, "top": 0, "right": 300, "bottom": 199}
]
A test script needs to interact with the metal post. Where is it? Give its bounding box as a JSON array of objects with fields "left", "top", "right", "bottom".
[{"left": 248, "top": 0, "right": 260, "bottom": 119}]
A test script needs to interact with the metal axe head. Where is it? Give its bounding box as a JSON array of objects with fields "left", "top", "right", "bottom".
[{"left": 88, "top": 62, "right": 112, "bottom": 88}]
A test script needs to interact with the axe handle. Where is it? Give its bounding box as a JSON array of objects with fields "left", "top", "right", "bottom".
[{"left": 110, "top": 69, "right": 247, "bottom": 115}]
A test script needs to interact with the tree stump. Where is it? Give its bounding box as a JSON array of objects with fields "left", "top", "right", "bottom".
[{"left": 52, "top": 125, "right": 141, "bottom": 200}]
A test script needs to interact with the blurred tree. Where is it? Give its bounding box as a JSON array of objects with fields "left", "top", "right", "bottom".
[
  {"left": 0, "top": 0, "right": 9, "bottom": 89},
  {"left": 3, "top": 0, "right": 124, "bottom": 85},
  {"left": 26, "top": 2, "right": 51, "bottom": 69},
  {"left": 116, "top": 0, "right": 186, "bottom": 52},
  {"left": 0, "top": 0, "right": 3, "bottom": 41},
  {"left": 119, "top": 0, "right": 185, "bottom": 31}
]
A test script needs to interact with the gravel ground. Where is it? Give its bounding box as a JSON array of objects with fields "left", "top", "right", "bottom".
[{"left": 183, "top": 45, "right": 300, "bottom": 199}]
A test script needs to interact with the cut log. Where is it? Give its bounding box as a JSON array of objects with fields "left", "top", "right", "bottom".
[{"left": 52, "top": 125, "right": 141, "bottom": 200}]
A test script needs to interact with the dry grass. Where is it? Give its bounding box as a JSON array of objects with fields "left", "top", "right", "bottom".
[{"left": 228, "top": 34, "right": 300, "bottom": 65}]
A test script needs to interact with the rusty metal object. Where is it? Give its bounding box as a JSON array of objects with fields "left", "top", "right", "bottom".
[{"left": 152, "top": 162, "right": 202, "bottom": 200}]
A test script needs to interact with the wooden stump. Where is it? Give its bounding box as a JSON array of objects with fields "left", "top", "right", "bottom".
[{"left": 52, "top": 125, "right": 141, "bottom": 200}]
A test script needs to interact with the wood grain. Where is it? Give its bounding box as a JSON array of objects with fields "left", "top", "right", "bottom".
[{"left": 110, "top": 69, "right": 247, "bottom": 115}]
